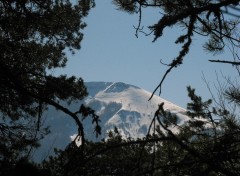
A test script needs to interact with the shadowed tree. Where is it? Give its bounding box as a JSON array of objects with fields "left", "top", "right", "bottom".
[{"left": 0, "top": 0, "right": 101, "bottom": 171}]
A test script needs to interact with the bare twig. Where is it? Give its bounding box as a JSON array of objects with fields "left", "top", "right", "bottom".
[{"left": 209, "top": 59, "right": 240, "bottom": 65}]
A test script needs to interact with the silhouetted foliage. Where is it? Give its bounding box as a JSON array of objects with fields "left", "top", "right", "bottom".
[
  {"left": 44, "top": 86, "right": 240, "bottom": 176},
  {"left": 43, "top": 128, "right": 157, "bottom": 176},
  {"left": 0, "top": 0, "right": 99, "bottom": 170},
  {"left": 113, "top": 0, "right": 240, "bottom": 97},
  {"left": 0, "top": 157, "right": 52, "bottom": 176}
]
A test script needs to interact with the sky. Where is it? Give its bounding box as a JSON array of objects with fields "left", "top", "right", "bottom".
[{"left": 55, "top": 1, "right": 239, "bottom": 108}]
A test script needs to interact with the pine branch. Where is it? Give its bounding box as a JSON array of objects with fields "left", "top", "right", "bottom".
[
  {"left": 0, "top": 60, "right": 86, "bottom": 145},
  {"left": 209, "top": 59, "right": 240, "bottom": 65}
]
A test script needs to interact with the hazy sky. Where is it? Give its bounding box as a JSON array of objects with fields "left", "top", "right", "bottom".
[{"left": 55, "top": 1, "right": 238, "bottom": 108}]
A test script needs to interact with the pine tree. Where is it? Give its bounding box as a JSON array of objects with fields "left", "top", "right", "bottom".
[{"left": 0, "top": 0, "right": 98, "bottom": 168}]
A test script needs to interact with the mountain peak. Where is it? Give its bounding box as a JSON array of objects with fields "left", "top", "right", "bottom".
[
  {"left": 83, "top": 81, "right": 188, "bottom": 139},
  {"left": 103, "top": 82, "right": 140, "bottom": 93}
]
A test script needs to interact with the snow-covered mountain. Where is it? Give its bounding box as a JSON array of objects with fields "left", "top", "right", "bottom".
[
  {"left": 34, "top": 82, "right": 189, "bottom": 161},
  {"left": 83, "top": 82, "right": 188, "bottom": 138}
]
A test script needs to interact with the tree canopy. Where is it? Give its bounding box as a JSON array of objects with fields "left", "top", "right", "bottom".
[{"left": 0, "top": 0, "right": 99, "bottom": 164}]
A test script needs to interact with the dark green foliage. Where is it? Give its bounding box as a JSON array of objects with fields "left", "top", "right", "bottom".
[
  {"left": 0, "top": 0, "right": 92, "bottom": 121},
  {"left": 44, "top": 86, "right": 240, "bottom": 176},
  {"left": 112, "top": 0, "right": 138, "bottom": 14},
  {"left": 43, "top": 129, "right": 157, "bottom": 176},
  {"left": 0, "top": 158, "right": 52, "bottom": 176},
  {"left": 187, "top": 86, "right": 213, "bottom": 119},
  {"left": 113, "top": 0, "right": 240, "bottom": 97},
  {"left": 225, "top": 85, "right": 240, "bottom": 105},
  {"left": 145, "top": 86, "right": 240, "bottom": 176},
  {"left": 113, "top": 0, "right": 239, "bottom": 54},
  {"left": 0, "top": 0, "right": 96, "bottom": 165}
]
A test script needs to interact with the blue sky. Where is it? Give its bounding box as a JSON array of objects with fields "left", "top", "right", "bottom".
[{"left": 55, "top": 1, "right": 238, "bottom": 108}]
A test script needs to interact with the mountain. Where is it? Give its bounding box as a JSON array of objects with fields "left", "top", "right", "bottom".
[
  {"left": 33, "top": 82, "right": 189, "bottom": 161},
  {"left": 83, "top": 82, "right": 188, "bottom": 138}
]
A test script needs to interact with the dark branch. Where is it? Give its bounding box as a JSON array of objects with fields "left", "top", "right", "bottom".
[{"left": 209, "top": 59, "right": 240, "bottom": 65}]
